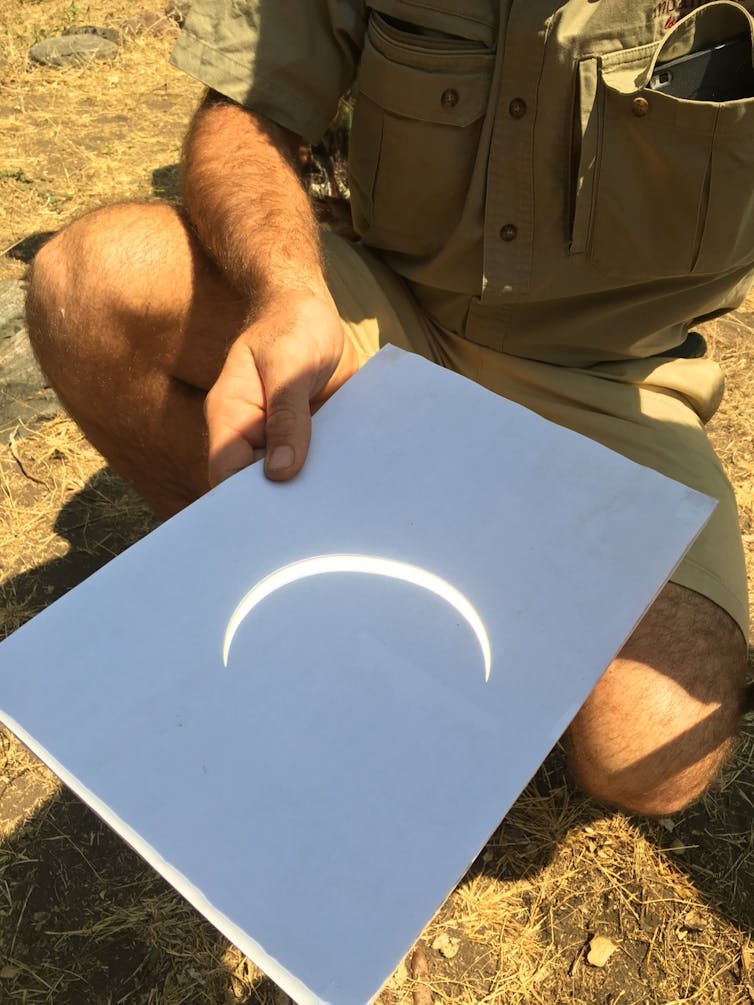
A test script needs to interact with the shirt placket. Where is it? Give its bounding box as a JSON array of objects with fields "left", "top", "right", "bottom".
[{"left": 482, "top": 0, "right": 552, "bottom": 300}]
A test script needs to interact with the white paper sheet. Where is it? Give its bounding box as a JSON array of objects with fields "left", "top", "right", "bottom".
[{"left": 0, "top": 346, "right": 714, "bottom": 1004}]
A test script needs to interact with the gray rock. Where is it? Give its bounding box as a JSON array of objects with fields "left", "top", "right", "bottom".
[
  {"left": 62, "top": 24, "right": 122, "bottom": 46},
  {"left": 0, "top": 280, "right": 26, "bottom": 341},
  {"left": 29, "top": 34, "right": 119, "bottom": 68},
  {"left": 0, "top": 280, "right": 60, "bottom": 434}
]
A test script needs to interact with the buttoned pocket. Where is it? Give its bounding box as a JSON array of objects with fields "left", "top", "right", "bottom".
[
  {"left": 571, "top": 2, "right": 754, "bottom": 281},
  {"left": 349, "top": 11, "right": 494, "bottom": 256}
]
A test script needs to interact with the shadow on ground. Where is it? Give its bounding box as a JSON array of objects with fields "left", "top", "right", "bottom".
[
  {"left": 4, "top": 231, "right": 57, "bottom": 265},
  {"left": 151, "top": 163, "right": 180, "bottom": 200}
]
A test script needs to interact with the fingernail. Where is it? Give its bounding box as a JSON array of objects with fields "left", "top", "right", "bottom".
[{"left": 267, "top": 445, "right": 295, "bottom": 472}]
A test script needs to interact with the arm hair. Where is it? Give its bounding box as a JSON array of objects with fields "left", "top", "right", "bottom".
[{"left": 181, "top": 91, "right": 328, "bottom": 309}]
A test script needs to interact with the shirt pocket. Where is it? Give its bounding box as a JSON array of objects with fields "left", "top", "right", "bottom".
[
  {"left": 349, "top": 9, "right": 494, "bottom": 257},
  {"left": 367, "top": 0, "right": 498, "bottom": 46},
  {"left": 570, "top": 1, "right": 754, "bottom": 282}
]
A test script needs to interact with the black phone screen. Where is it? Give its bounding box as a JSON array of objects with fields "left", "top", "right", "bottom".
[{"left": 648, "top": 33, "right": 754, "bottom": 101}]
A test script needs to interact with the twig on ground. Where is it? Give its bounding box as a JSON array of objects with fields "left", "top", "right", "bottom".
[
  {"left": 410, "top": 946, "right": 433, "bottom": 1005},
  {"left": 8, "top": 431, "right": 49, "bottom": 487}
]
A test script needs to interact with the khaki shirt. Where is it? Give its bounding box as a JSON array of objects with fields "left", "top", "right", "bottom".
[{"left": 172, "top": 1, "right": 754, "bottom": 364}]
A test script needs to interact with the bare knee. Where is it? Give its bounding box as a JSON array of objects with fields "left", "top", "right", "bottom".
[
  {"left": 28, "top": 202, "right": 187, "bottom": 337},
  {"left": 567, "top": 583, "right": 747, "bottom": 817},
  {"left": 27, "top": 203, "right": 196, "bottom": 398}
]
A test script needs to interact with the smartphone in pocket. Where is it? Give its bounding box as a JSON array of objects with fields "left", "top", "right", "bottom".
[{"left": 648, "top": 33, "right": 754, "bottom": 101}]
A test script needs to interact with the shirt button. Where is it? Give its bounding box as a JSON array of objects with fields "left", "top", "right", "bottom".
[
  {"left": 509, "top": 97, "right": 527, "bottom": 118},
  {"left": 631, "top": 96, "right": 649, "bottom": 116},
  {"left": 500, "top": 223, "right": 518, "bottom": 242},
  {"left": 441, "top": 88, "right": 459, "bottom": 109}
]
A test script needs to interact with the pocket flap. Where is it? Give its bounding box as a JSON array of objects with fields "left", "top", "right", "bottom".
[
  {"left": 357, "top": 35, "right": 492, "bottom": 126},
  {"left": 368, "top": 0, "right": 497, "bottom": 45}
]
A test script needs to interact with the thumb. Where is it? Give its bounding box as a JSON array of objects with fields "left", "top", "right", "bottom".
[{"left": 262, "top": 377, "right": 312, "bottom": 480}]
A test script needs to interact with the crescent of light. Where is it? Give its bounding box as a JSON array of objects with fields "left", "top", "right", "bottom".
[{"left": 222, "top": 554, "right": 492, "bottom": 682}]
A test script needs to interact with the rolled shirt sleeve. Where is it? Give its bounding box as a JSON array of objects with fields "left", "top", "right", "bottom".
[{"left": 170, "top": 0, "right": 365, "bottom": 143}]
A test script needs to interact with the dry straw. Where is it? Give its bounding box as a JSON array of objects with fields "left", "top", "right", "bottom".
[{"left": 2, "top": 0, "right": 754, "bottom": 1001}]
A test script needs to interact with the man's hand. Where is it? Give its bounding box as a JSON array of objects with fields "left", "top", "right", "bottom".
[
  {"left": 181, "top": 97, "right": 354, "bottom": 489},
  {"left": 204, "top": 289, "right": 356, "bottom": 486}
]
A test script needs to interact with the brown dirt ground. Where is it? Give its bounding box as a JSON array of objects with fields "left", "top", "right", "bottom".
[{"left": 2, "top": 2, "right": 754, "bottom": 1003}]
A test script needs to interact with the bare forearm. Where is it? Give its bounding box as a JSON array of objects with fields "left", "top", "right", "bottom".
[
  {"left": 181, "top": 93, "right": 355, "bottom": 485},
  {"left": 181, "top": 93, "right": 327, "bottom": 305}
]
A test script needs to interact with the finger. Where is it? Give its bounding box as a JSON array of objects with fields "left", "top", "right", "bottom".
[
  {"left": 204, "top": 348, "right": 266, "bottom": 486},
  {"left": 205, "top": 385, "right": 261, "bottom": 486},
  {"left": 207, "top": 434, "right": 258, "bottom": 487}
]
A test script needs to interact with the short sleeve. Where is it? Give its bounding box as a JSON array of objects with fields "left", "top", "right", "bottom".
[{"left": 170, "top": 0, "right": 366, "bottom": 143}]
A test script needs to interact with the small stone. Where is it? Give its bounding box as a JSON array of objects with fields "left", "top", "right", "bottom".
[
  {"left": 667, "top": 837, "right": 687, "bottom": 854},
  {"left": 586, "top": 935, "right": 618, "bottom": 968},
  {"left": 0, "top": 965, "right": 21, "bottom": 979},
  {"left": 682, "top": 909, "right": 707, "bottom": 932},
  {"left": 30, "top": 34, "right": 119, "bottom": 68},
  {"left": 657, "top": 816, "right": 675, "bottom": 832},
  {"left": 431, "top": 933, "right": 460, "bottom": 960}
]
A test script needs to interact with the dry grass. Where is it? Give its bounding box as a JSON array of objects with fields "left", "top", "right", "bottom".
[
  {"left": 2, "top": 1, "right": 754, "bottom": 1002},
  {"left": 0, "top": 0, "right": 202, "bottom": 279}
]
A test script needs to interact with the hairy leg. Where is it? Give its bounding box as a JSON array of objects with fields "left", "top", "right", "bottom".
[
  {"left": 568, "top": 581, "right": 748, "bottom": 816},
  {"left": 26, "top": 202, "right": 246, "bottom": 517}
]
